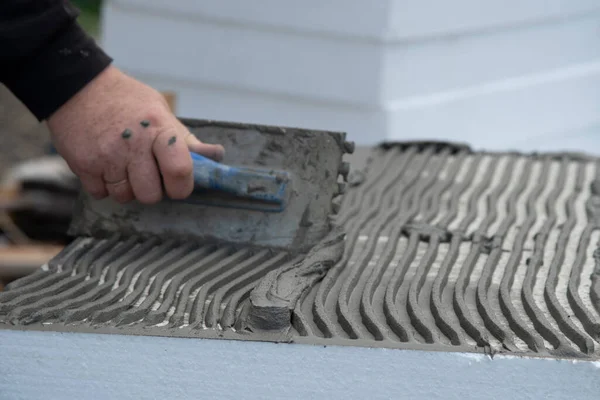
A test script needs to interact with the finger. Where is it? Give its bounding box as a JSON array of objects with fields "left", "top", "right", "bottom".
[
  {"left": 127, "top": 155, "right": 163, "bottom": 204},
  {"left": 185, "top": 134, "right": 225, "bottom": 162},
  {"left": 103, "top": 166, "right": 135, "bottom": 204},
  {"left": 105, "top": 179, "right": 135, "bottom": 204},
  {"left": 79, "top": 173, "right": 108, "bottom": 199},
  {"left": 152, "top": 129, "right": 194, "bottom": 199}
]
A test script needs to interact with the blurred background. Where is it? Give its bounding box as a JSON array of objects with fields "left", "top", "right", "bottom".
[
  {"left": 0, "top": 0, "right": 103, "bottom": 289},
  {"left": 1, "top": 0, "right": 599, "bottom": 287}
]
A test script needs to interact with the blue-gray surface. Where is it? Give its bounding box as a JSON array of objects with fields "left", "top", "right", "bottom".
[{"left": 1, "top": 330, "right": 599, "bottom": 400}]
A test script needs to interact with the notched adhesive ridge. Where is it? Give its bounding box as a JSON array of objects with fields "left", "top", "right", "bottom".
[
  {"left": 241, "top": 227, "right": 345, "bottom": 334},
  {"left": 3, "top": 143, "right": 600, "bottom": 360},
  {"left": 297, "top": 144, "right": 600, "bottom": 359}
]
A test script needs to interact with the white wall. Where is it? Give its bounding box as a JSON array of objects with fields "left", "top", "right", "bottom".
[{"left": 101, "top": 0, "right": 600, "bottom": 151}]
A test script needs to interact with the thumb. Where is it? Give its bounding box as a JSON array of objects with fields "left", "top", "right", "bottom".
[{"left": 185, "top": 133, "right": 225, "bottom": 162}]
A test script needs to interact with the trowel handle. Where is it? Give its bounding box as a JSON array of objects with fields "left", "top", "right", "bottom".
[
  {"left": 189, "top": 151, "right": 288, "bottom": 204},
  {"left": 190, "top": 151, "right": 232, "bottom": 190}
]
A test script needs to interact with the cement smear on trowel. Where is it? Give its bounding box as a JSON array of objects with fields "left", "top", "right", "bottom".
[
  {"left": 3, "top": 142, "right": 600, "bottom": 361},
  {"left": 68, "top": 119, "right": 352, "bottom": 253}
]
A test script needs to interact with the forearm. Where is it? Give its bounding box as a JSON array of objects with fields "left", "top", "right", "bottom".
[{"left": 0, "top": 0, "right": 112, "bottom": 121}]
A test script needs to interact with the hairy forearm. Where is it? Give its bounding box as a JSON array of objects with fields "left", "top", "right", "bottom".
[{"left": 0, "top": 0, "right": 112, "bottom": 120}]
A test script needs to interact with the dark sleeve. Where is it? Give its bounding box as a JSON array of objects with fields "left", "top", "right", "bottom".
[{"left": 0, "top": 0, "right": 113, "bottom": 121}]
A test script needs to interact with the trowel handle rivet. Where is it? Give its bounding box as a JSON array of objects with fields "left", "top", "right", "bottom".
[{"left": 343, "top": 141, "right": 355, "bottom": 154}]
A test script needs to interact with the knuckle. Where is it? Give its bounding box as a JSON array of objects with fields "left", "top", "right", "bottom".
[
  {"left": 155, "top": 126, "right": 180, "bottom": 144},
  {"left": 141, "top": 105, "right": 166, "bottom": 127},
  {"left": 164, "top": 160, "right": 193, "bottom": 179},
  {"left": 107, "top": 183, "right": 133, "bottom": 204},
  {"left": 98, "top": 141, "right": 116, "bottom": 160}
]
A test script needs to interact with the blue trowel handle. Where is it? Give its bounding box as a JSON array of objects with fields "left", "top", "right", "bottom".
[{"left": 189, "top": 151, "right": 288, "bottom": 205}]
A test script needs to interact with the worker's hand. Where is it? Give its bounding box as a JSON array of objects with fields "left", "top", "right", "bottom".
[{"left": 46, "top": 66, "right": 224, "bottom": 204}]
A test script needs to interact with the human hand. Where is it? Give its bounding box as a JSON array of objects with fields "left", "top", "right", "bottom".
[{"left": 46, "top": 66, "right": 224, "bottom": 204}]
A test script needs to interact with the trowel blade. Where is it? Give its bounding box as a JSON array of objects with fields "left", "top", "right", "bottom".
[{"left": 68, "top": 118, "right": 354, "bottom": 252}]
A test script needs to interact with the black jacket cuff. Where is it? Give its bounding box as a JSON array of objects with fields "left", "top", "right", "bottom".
[{"left": 4, "top": 21, "right": 113, "bottom": 121}]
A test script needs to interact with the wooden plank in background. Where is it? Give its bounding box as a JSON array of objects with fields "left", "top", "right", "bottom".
[{"left": 0, "top": 245, "right": 63, "bottom": 280}]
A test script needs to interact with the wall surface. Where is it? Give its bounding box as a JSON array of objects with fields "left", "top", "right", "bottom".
[
  {"left": 100, "top": 0, "right": 600, "bottom": 151},
  {"left": 1, "top": 330, "right": 599, "bottom": 399}
]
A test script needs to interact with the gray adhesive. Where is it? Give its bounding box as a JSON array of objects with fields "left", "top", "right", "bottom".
[
  {"left": 303, "top": 144, "right": 600, "bottom": 358},
  {"left": 243, "top": 226, "right": 345, "bottom": 333},
  {"left": 2, "top": 143, "right": 600, "bottom": 360}
]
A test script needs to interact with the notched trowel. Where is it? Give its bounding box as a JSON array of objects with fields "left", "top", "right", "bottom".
[{"left": 68, "top": 118, "right": 354, "bottom": 252}]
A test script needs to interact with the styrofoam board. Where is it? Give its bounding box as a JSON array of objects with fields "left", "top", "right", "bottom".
[{"left": 2, "top": 329, "right": 599, "bottom": 400}]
